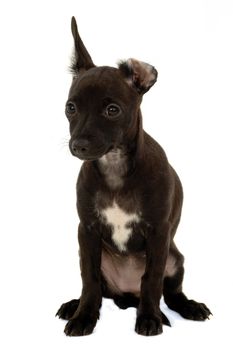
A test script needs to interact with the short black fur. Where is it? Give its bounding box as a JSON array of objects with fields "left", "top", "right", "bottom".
[{"left": 56, "top": 17, "right": 211, "bottom": 337}]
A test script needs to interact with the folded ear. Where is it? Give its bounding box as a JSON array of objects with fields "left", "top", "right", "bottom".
[
  {"left": 70, "top": 16, "right": 95, "bottom": 75},
  {"left": 118, "top": 58, "right": 158, "bottom": 94}
]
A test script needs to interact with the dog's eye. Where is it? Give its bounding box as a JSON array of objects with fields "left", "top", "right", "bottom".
[
  {"left": 66, "top": 102, "right": 76, "bottom": 116},
  {"left": 106, "top": 104, "right": 121, "bottom": 118}
]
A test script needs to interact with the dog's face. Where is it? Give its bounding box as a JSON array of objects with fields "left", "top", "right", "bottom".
[
  {"left": 66, "top": 17, "right": 158, "bottom": 161},
  {"left": 66, "top": 66, "right": 141, "bottom": 160}
]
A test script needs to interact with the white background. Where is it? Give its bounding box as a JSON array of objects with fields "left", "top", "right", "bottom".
[{"left": 0, "top": 0, "right": 232, "bottom": 349}]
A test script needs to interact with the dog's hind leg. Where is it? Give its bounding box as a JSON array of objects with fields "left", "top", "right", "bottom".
[
  {"left": 56, "top": 299, "right": 80, "bottom": 320},
  {"left": 163, "top": 247, "right": 212, "bottom": 321}
]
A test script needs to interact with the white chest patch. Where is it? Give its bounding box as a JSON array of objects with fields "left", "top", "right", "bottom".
[{"left": 101, "top": 201, "right": 140, "bottom": 252}]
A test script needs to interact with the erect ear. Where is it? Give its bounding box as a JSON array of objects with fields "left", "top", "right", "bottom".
[
  {"left": 70, "top": 16, "right": 95, "bottom": 75},
  {"left": 118, "top": 58, "right": 158, "bottom": 94}
]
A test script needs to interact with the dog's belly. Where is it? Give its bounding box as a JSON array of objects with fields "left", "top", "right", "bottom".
[
  {"left": 101, "top": 247, "right": 146, "bottom": 296},
  {"left": 101, "top": 248, "right": 178, "bottom": 296}
]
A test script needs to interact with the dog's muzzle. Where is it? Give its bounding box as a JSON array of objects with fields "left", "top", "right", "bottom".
[
  {"left": 70, "top": 138, "right": 90, "bottom": 158},
  {"left": 69, "top": 138, "right": 110, "bottom": 160}
]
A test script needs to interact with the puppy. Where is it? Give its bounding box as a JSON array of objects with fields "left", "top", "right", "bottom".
[{"left": 56, "top": 17, "right": 211, "bottom": 336}]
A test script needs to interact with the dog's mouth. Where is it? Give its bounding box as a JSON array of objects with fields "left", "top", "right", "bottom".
[{"left": 72, "top": 145, "right": 114, "bottom": 161}]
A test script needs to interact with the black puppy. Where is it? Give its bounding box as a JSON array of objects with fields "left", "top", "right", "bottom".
[{"left": 56, "top": 17, "right": 211, "bottom": 336}]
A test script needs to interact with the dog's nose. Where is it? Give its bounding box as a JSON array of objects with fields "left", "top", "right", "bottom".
[{"left": 71, "top": 139, "right": 90, "bottom": 156}]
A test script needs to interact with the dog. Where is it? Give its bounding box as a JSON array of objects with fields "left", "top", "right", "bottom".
[{"left": 56, "top": 17, "right": 211, "bottom": 336}]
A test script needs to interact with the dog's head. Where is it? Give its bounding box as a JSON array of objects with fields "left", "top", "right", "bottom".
[{"left": 66, "top": 17, "right": 158, "bottom": 161}]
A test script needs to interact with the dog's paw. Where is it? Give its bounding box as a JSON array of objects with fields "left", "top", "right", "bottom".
[
  {"left": 135, "top": 313, "right": 163, "bottom": 336},
  {"left": 56, "top": 299, "right": 80, "bottom": 320},
  {"left": 64, "top": 313, "right": 97, "bottom": 336},
  {"left": 179, "top": 300, "right": 212, "bottom": 321}
]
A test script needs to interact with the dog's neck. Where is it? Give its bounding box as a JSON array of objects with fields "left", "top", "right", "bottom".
[
  {"left": 97, "top": 111, "right": 144, "bottom": 190},
  {"left": 98, "top": 146, "right": 132, "bottom": 189}
]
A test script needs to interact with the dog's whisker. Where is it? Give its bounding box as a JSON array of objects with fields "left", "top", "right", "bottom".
[{"left": 58, "top": 138, "right": 70, "bottom": 152}]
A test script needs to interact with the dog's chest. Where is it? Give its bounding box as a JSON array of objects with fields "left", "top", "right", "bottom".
[{"left": 99, "top": 200, "right": 141, "bottom": 252}]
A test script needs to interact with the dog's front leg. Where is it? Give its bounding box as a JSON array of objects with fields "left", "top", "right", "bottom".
[
  {"left": 135, "top": 222, "right": 170, "bottom": 336},
  {"left": 64, "top": 223, "right": 102, "bottom": 336}
]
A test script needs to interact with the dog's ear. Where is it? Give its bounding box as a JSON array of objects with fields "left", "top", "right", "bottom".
[
  {"left": 118, "top": 58, "right": 158, "bottom": 94},
  {"left": 70, "top": 17, "right": 95, "bottom": 75}
]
